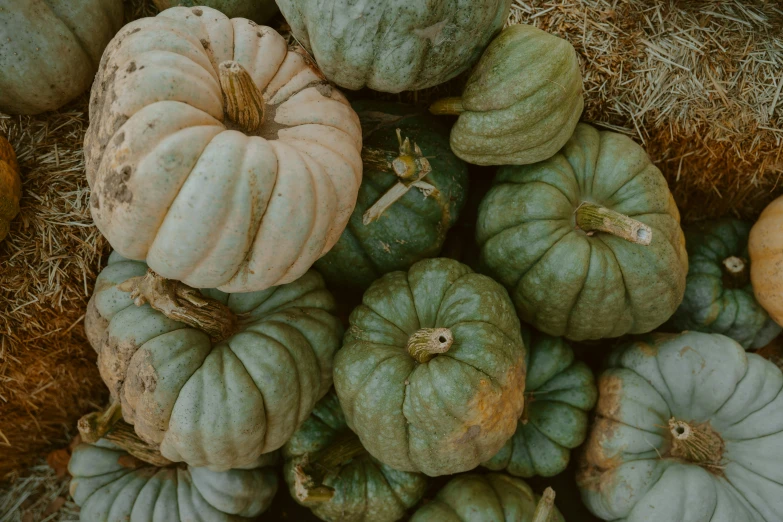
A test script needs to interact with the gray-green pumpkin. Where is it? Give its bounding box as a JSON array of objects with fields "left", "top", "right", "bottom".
[
  {"left": 152, "top": 0, "right": 278, "bottom": 22},
  {"left": 477, "top": 123, "right": 688, "bottom": 341},
  {"left": 314, "top": 100, "right": 469, "bottom": 291},
  {"left": 429, "top": 24, "right": 583, "bottom": 166},
  {"left": 275, "top": 0, "right": 511, "bottom": 93},
  {"left": 69, "top": 439, "right": 278, "bottom": 521},
  {"left": 283, "top": 390, "right": 427, "bottom": 522},
  {"left": 333, "top": 257, "right": 527, "bottom": 477},
  {"left": 483, "top": 328, "right": 596, "bottom": 478},
  {"left": 667, "top": 218, "right": 781, "bottom": 349}
]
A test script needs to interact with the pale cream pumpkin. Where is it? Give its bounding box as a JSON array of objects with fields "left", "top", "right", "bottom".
[
  {"left": 85, "top": 6, "right": 363, "bottom": 293},
  {"left": 749, "top": 195, "right": 783, "bottom": 326}
]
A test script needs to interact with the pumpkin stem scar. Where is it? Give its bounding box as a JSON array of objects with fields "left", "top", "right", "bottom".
[
  {"left": 532, "top": 487, "right": 557, "bottom": 522},
  {"left": 362, "top": 129, "right": 436, "bottom": 225},
  {"left": 428, "top": 97, "right": 465, "bottom": 116},
  {"left": 293, "top": 432, "right": 367, "bottom": 504},
  {"left": 668, "top": 418, "right": 725, "bottom": 474},
  {"left": 219, "top": 60, "right": 265, "bottom": 133},
  {"left": 117, "top": 269, "right": 240, "bottom": 342},
  {"left": 574, "top": 202, "right": 653, "bottom": 245},
  {"left": 722, "top": 255, "right": 749, "bottom": 288},
  {"left": 407, "top": 327, "right": 454, "bottom": 363}
]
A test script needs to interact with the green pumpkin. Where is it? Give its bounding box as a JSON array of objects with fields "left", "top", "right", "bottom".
[
  {"left": 86, "top": 252, "right": 343, "bottom": 471},
  {"left": 483, "top": 328, "right": 596, "bottom": 478},
  {"left": 334, "top": 258, "right": 527, "bottom": 477},
  {"left": 578, "top": 331, "right": 783, "bottom": 521},
  {"left": 667, "top": 218, "right": 781, "bottom": 349},
  {"left": 68, "top": 440, "right": 278, "bottom": 521},
  {"left": 314, "top": 100, "right": 469, "bottom": 291},
  {"left": 410, "top": 473, "right": 565, "bottom": 522},
  {"left": 476, "top": 123, "right": 688, "bottom": 341},
  {"left": 429, "top": 24, "right": 583, "bottom": 166},
  {"left": 275, "top": 0, "right": 511, "bottom": 93},
  {"left": 152, "top": 0, "right": 278, "bottom": 22},
  {"left": 283, "top": 390, "right": 427, "bottom": 522}
]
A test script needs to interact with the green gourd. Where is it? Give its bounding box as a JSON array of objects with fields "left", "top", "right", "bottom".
[
  {"left": 578, "top": 331, "right": 783, "bottom": 521},
  {"left": 667, "top": 218, "right": 781, "bottom": 349},
  {"left": 483, "top": 328, "right": 596, "bottom": 478},
  {"left": 152, "top": 0, "right": 278, "bottom": 22},
  {"left": 410, "top": 473, "right": 565, "bottom": 522},
  {"left": 275, "top": 0, "right": 512, "bottom": 93},
  {"left": 315, "top": 101, "right": 469, "bottom": 291},
  {"left": 429, "top": 24, "right": 583, "bottom": 166},
  {"left": 283, "top": 390, "right": 427, "bottom": 522},
  {"left": 333, "top": 257, "right": 527, "bottom": 477},
  {"left": 477, "top": 123, "right": 688, "bottom": 341}
]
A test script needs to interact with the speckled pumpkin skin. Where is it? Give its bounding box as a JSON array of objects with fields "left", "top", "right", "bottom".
[
  {"left": 152, "top": 0, "right": 278, "bottom": 22},
  {"left": 275, "top": 0, "right": 511, "bottom": 93},
  {"left": 69, "top": 439, "right": 278, "bottom": 522},
  {"left": 333, "top": 257, "right": 526, "bottom": 477},
  {"left": 477, "top": 123, "right": 688, "bottom": 341},
  {"left": 283, "top": 391, "right": 427, "bottom": 522},
  {"left": 315, "top": 101, "right": 469, "bottom": 291},
  {"left": 578, "top": 332, "right": 783, "bottom": 522},
  {"left": 0, "top": 135, "right": 21, "bottom": 242},
  {"left": 410, "top": 473, "right": 565, "bottom": 522},
  {"left": 668, "top": 219, "right": 781, "bottom": 349},
  {"left": 0, "top": 0, "right": 123, "bottom": 114},
  {"left": 483, "top": 328, "right": 596, "bottom": 478},
  {"left": 750, "top": 195, "right": 783, "bottom": 327}
]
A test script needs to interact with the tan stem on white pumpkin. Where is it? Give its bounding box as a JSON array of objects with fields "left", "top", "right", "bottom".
[
  {"left": 668, "top": 418, "right": 724, "bottom": 471},
  {"left": 575, "top": 202, "right": 652, "bottom": 245},
  {"left": 407, "top": 327, "right": 454, "bottom": 363},
  {"left": 532, "top": 487, "right": 557, "bottom": 522},
  {"left": 722, "top": 255, "right": 749, "bottom": 288},
  {"left": 117, "top": 269, "right": 239, "bottom": 342},
  {"left": 219, "top": 60, "right": 265, "bottom": 133},
  {"left": 429, "top": 97, "right": 465, "bottom": 116},
  {"left": 293, "top": 432, "right": 368, "bottom": 504}
]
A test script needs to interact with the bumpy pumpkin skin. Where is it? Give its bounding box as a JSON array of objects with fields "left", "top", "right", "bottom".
[
  {"left": 668, "top": 219, "right": 781, "bottom": 349},
  {"left": 69, "top": 439, "right": 278, "bottom": 521},
  {"left": 483, "top": 328, "right": 596, "bottom": 478},
  {"left": 578, "top": 332, "right": 783, "bottom": 522},
  {"left": 477, "top": 123, "right": 688, "bottom": 341},
  {"left": 0, "top": 135, "right": 21, "bottom": 242},
  {"left": 86, "top": 252, "right": 343, "bottom": 471},
  {"left": 410, "top": 473, "right": 565, "bottom": 522},
  {"left": 152, "top": 0, "right": 278, "bottom": 22},
  {"left": 445, "top": 24, "right": 584, "bottom": 166},
  {"left": 334, "top": 258, "right": 527, "bottom": 477},
  {"left": 85, "top": 6, "right": 363, "bottom": 293},
  {"left": 0, "top": 0, "right": 123, "bottom": 114},
  {"left": 275, "top": 0, "right": 511, "bottom": 93},
  {"left": 750, "top": 196, "right": 783, "bottom": 327},
  {"left": 283, "top": 391, "right": 427, "bottom": 522},
  {"left": 314, "top": 101, "right": 469, "bottom": 291}
]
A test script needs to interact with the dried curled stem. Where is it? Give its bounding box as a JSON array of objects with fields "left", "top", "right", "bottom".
[
  {"left": 293, "top": 432, "right": 367, "bottom": 504},
  {"left": 722, "top": 255, "right": 749, "bottom": 288},
  {"left": 532, "top": 487, "right": 557, "bottom": 522},
  {"left": 668, "top": 418, "right": 724, "bottom": 474},
  {"left": 407, "top": 327, "right": 454, "bottom": 363},
  {"left": 575, "top": 202, "right": 652, "bottom": 245},
  {"left": 429, "top": 97, "right": 465, "bottom": 115},
  {"left": 219, "top": 60, "right": 265, "bottom": 133}
]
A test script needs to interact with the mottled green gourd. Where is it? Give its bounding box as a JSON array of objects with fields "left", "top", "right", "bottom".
[
  {"left": 429, "top": 24, "right": 583, "bottom": 166},
  {"left": 410, "top": 473, "right": 565, "bottom": 522},
  {"left": 477, "top": 123, "right": 688, "bottom": 341},
  {"left": 334, "top": 258, "right": 527, "bottom": 477},
  {"left": 283, "top": 391, "right": 427, "bottom": 522},
  {"left": 578, "top": 332, "right": 783, "bottom": 522},
  {"left": 152, "top": 0, "right": 278, "bottom": 22},
  {"left": 275, "top": 0, "right": 511, "bottom": 93},
  {"left": 483, "top": 329, "right": 596, "bottom": 478},
  {"left": 667, "top": 219, "right": 781, "bottom": 349},
  {"left": 315, "top": 101, "right": 469, "bottom": 290}
]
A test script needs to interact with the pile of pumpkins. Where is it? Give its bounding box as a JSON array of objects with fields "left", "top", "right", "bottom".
[{"left": 3, "top": 1, "right": 783, "bottom": 521}]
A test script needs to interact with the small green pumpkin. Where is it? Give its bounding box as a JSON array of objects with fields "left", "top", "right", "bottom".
[
  {"left": 283, "top": 390, "right": 427, "bottom": 522},
  {"left": 430, "top": 24, "right": 583, "bottom": 166},
  {"left": 314, "top": 101, "right": 469, "bottom": 291},
  {"left": 152, "top": 0, "right": 278, "bottom": 22},
  {"left": 667, "top": 219, "right": 781, "bottom": 349},
  {"left": 477, "top": 123, "right": 688, "bottom": 341},
  {"left": 578, "top": 331, "right": 783, "bottom": 521},
  {"left": 334, "top": 258, "right": 527, "bottom": 477},
  {"left": 483, "top": 328, "right": 596, "bottom": 478},
  {"left": 410, "top": 473, "right": 565, "bottom": 522}
]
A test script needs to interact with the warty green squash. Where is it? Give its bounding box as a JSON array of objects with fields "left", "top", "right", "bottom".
[
  {"left": 476, "top": 123, "right": 688, "bottom": 341},
  {"left": 85, "top": 251, "right": 343, "bottom": 471},
  {"left": 283, "top": 390, "right": 427, "bottom": 522},
  {"left": 314, "top": 100, "right": 469, "bottom": 291},
  {"left": 152, "top": 0, "right": 278, "bottom": 22},
  {"left": 333, "top": 257, "right": 527, "bottom": 477},
  {"left": 667, "top": 218, "right": 781, "bottom": 349},
  {"left": 578, "top": 331, "right": 783, "bottom": 521}
]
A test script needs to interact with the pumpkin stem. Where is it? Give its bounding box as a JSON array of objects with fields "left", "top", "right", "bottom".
[
  {"left": 362, "top": 129, "right": 436, "bottom": 225},
  {"left": 532, "top": 487, "right": 557, "bottom": 522},
  {"left": 575, "top": 202, "right": 652, "bottom": 245},
  {"left": 407, "top": 327, "right": 454, "bottom": 363},
  {"left": 219, "top": 60, "right": 265, "bottom": 133},
  {"left": 668, "top": 418, "right": 724, "bottom": 473},
  {"left": 293, "top": 432, "right": 367, "bottom": 504},
  {"left": 429, "top": 97, "right": 465, "bottom": 116},
  {"left": 117, "top": 269, "right": 239, "bottom": 342},
  {"left": 722, "top": 255, "right": 749, "bottom": 288}
]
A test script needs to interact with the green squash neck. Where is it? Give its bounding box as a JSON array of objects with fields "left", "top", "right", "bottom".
[
  {"left": 292, "top": 431, "right": 368, "bottom": 503},
  {"left": 721, "top": 255, "right": 749, "bottom": 289},
  {"left": 575, "top": 202, "right": 652, "bottom": 245},
  {"left": 668, "top": 418, "right": 725, "bottom": 474},
  {"left": 407, "top": 327, "right": 454, "bottom": 363}
]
